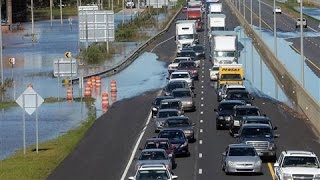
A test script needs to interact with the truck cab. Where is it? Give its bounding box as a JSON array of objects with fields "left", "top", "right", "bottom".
[{"left": 176, "top": 20, "right": 199, "bottom": 53}]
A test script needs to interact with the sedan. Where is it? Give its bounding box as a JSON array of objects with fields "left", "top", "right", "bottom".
[
  {"left": 222, "top": 144, "right": 262, "bottom": 174},
  {"left": 135, "top": 149, "right": 172, "bottom": 171},
  {"left": 163, "top": 116, "right": 196, "bottom": 142},
  {"left": 151, "top": 96, "right": 174, "bottom": 117},
  {"left": 171, "top": 88, "right": 195, "bottom": 111},
  {"left": 193, "top": 45, "right": 205, "bottom": 59},
  {"left": 158, "top": 129, "right": 190, "bottom": 156},
  {"left": 154, "top": 109, "right": 182, "bottom": 132}
]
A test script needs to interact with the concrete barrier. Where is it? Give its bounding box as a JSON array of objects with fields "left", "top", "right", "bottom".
[{"left": 226, "top": 0, "right": 320, "bottom": 133}]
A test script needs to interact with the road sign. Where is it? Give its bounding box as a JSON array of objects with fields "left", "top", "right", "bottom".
[
  {"left": 9, "top": 57, "right": 15, "bottom": 65},
  {"left": 65, "top": 52, "right": 72, "bottom": 59},
  {"left": 53, "top": 58, "right": 78, "bottom": 77},
  {"left": 16, "top": 86, "right": 44, "bottom": 115}
]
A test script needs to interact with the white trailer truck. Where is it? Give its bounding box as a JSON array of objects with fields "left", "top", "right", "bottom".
[
  {"left": 209, "top": 3, "right": 222, "bottom": 14},
  {"left": 209, "top": 31, "right": 238, "bottom": 65},
  {"left": 175, "top": 20, "right": 198, "bottom": 53},
  {"left": 207, "top": 14, "right": 226, "bottom": 35}
]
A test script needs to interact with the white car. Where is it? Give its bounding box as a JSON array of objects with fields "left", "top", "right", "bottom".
[
  {"left": 209, "top": 65, "right": 219, "bottom": 81},
  {"left": 128, "top": 164, "right": 178, "bottom": 180},
  {"left": 218, "top": 84, "right": 246, "bottom": 101},
  {"left": 273, "top": 6, "right": 282, "bottom": 14},
  {"left": 274, "top": 150, "right": 320, "bottom": 180},
  {"left": 169, "top": 70, "right": 194, "bottom": 88},
  {"left": 168, "top": 57, "right": 192, "bottom": 74}
]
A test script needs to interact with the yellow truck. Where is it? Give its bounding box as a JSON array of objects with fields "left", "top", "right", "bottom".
[{"left": 218, "top": 64, "right": 244, "bottom": 88}]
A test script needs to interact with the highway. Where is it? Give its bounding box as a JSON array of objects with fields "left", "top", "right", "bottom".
[
  {"left": 240, "top": 0, "right": 320, "bottom": 75},
  {"left": 48, "top": 1, "right": 320, "bottom": 180}
]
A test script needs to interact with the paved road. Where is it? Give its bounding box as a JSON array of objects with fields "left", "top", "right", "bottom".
[{"left": 48, "top": 1, "right": 320, "bottom": 180}]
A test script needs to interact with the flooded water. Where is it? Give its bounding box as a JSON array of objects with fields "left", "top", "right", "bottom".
[{"left": 295, "top": 7, "right": 320, "bottom": 20}]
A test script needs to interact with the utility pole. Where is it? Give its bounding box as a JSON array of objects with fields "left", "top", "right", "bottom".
[
  {"left": 0, "top": 1, "right": 3, "bottom": 87},
  {"left": 60, "top": 0, "right": 63, "bottom": 24},
  {"left": 250, "top": 0, "right": 252, "bottom": 25},
  {"left": 6, "top": 0, "right": 12, "bottom": 25},
  {"left": 300, "top": 0, "right": 304, "bottom": 87},
  {"left": 273, "top": 0, "right": 277, "bottom": 56},
  {"left": 31, "top": 0, "right": 35, "bottom": 41},
  {"left": 50, "top": 0, "right": 53, "bottom": 26},
  {"left": 259, "top": 0, "right": 261, "bottom": 35}
]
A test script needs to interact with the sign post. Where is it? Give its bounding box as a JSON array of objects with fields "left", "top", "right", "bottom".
[{"left": 9, "top": 58, "right": 16, "bottom": 99}]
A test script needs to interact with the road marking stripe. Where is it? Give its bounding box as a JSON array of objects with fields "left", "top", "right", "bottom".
[
  {"left": 200, "top": 129, "right": 203, "bottom": 133},
  {"left": 200, "top": 111, "right": 204, "bottom": 114},
  {"left": 201, "top": 104, "right": 204, "bottom": 107},
  {"left": 201, "top": 80, "right": 204, "bottom": 83},
  {"left": 200, "top": 119, "right": 203, "bottom": 123},
  {"left": 201, "top": 97, "right": 204, "bottom": 100},
  {"left": 199, "top": 168, "right": 202, "bottom": 174},
  {"left": 268, "top": 163, "right": 275, "bottom": 180},
  {"left": 199, "top": 153, "right": 203, "bottom": 158}
]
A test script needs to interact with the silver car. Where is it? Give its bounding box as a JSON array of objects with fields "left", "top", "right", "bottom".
[
  {"left": 154, "top": 109, "right": 182, "bottom": 133},
  {"left": 222, "top": 144, "right": 262, "bottom": 174},
  {"left": 171, "top": 88, "right": 196, "bottom": 111},
  {"left": 135, "top": 149, "right": 172, "bottom": 171}
]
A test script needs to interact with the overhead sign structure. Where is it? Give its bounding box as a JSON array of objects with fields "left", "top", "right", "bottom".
[
  {"left": 146, "top": 0, "right": 169, "bottom": 8},
  {"left": 78, "top": 8, "right": 115, "bottom": 43},
  {"left": 16, "top": 86, "right": 44, "bottom": 115}
]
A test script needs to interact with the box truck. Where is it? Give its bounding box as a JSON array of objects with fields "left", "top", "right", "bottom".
[{"left": 218, "top": 64, "right": 244, "bottom": 87}]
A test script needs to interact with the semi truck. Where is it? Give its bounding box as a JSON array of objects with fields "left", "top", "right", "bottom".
[
  {"left": 175, "top": 20, "right": 198, "bottom": 53},
  {"left": 209, "top": 31, "right": 238, "bottom": 65},
  {"left": 187, "top": 8, "right": 203, "bottom": 31},
  {"left": 218, "top": 64, "right": 244, "bottom": 88},
  {"left": 207, "top": 14, "right": 226, "bottom": 34}
]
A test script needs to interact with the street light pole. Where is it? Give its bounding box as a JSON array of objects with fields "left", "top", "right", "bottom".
[
  {"left": 50, "top": 0, "right": 53, "bottom": 27},
  {"left": 250, "top": 0, "right": 252, "bottom": 25},
  {"left": 0, "top": 1, "right": 3, "bottom": 87},
  {"left": 259, "top": 0, "right": 261, "bottom": 35},
  {"left": 60, "top": 0, "right": 63, "bottom": 24},
  {"left": 122, "top": 0, "right": 125, "bottom": 24},
  {"left": 273, "top": 0, "right": 277, "bottom": 57},
  {"left": 300, "top": 0, "right": 304, "bottom": 87}
]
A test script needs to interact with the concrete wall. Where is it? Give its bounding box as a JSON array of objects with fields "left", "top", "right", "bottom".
[{"left": 226, "top": 0, "right": 320, "bottom": 133}]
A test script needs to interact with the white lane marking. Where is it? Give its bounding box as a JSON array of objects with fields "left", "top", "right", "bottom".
[
  {"left": 201, "top": 80, "right": 204, "bottom": 83},
  {"left": 201, "top": 104, "right": 204, "bottom": 107},
  {"left": 201, "top": 97, "right": 204, "bottom": 100},
  {"left": 201, "top": 86, "right": 204, "bottom": 88},
  {"left": 202, "top": 71, "right": 204, "bottom": 74},
  {"left": 199, "top": 153, "right": 203, "bottom": 158},
  {"left": 200, "top": 111, "right": 204, "bottom": 114},
  {"left": 201, "top": 75, "right": 204, "bottom": 78},
  {"left": 199, "top": 140, "right": 203, "bottom": 144},
  {"left": 201, "top": 91, "right": 204, "bottom": 94},
  {"left": 199, "top": 169, "right": 203, "bottom": 174},
  {"left": 200, "top": 129, "right": 203, "bottom": 133},
  {"left": 120, "top": 110, "right": 153, "bottom": 180},
  {"left": 200, "top": 119, "right": 203, "bottom": 123}
]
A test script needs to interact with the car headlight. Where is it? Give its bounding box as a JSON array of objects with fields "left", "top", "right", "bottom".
[
  {"left": 180, "top": 141, "right": 188, "bottom": 147},
  {"left": 269, "top": 143, "right": 276, "bottom": 150},
  {"left": 233, "top": 120, "right": 240, "bottom": 126},
  {"left": 282, "top": 173, "right": 292, "bottom": 179},
  {"left": 152, "top": 108, "right": 157, "bottom": 111},
  {"left": 186, "top": 101, "right": 192, "bottom": 105},
  {"left": 254, "top": 160, "right": 262, "bottom": 166},
  {"left": 228, "top": 161, "right": 235, "bottom": 166},
  {"left": 225, "top": 116, "right": 231, "bottom": 121},
  {"left": 184, "top": 130, "right": 192, "bottom": 134},
  {"left": 218, "top": 116, "right": 224, "bottom": 120}
]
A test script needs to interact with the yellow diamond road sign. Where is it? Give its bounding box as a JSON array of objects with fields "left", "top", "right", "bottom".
[
  {"left": 65, "top": 52, "right": 72, "bottom": 58},
  {"left": 16, "top": 86, "right": 44, "bottom": 115}
]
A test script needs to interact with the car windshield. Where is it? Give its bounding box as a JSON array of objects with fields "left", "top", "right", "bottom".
[
  {"left": 171, "top": 73, "right": 189, "bottom": 79},
  {"left": 136, "top": 170, "right": 170, "bottom": 180},
  {"left": 241, "top": 127, "right": 272, "bottom": 138},
  {"left": 145, "top": 142, "right": 169, "bottom": 150},
  {"left": 160, "top": 102, "right": 180, "bottom": 109},
  {"left": 244, "top": 120, "right": 269, "bottom": 125},
  {"left": 159, "top": 131, "right": 185, "bottom": 140},
  {"left": 172, "top": 90, "right": 191, "bottom": 98},
  {"left": 173, "top": 58, "right": 186, "bottom": 63},
  {"left": 180, "top": 51, "right": 196, "bottom": 57},
  {"left": 158, "top": 111, "right": 179, "bottom": 118},
  {"left": 155, "top": 97, "right": 172, "bottom": 105},
  {"left": 167, "top": 119, "right": 190, "bottom": 127},
  {"left": 167, "top": 83, "right": 187, "bottom": 91},
  {"left": 236, "top": 108, "right": 260, "bottom": 116},
  {"left": 228, "top": 147, "right": 256, "bottom": 156},
  {"left": 282, "top": 156, "right": 319, "bottom": 168},
  {"left": 178, "top": 34, "right": 194, "bottom": 40},
  {"left": 227, "top": 92, "right": 250, "bottom": 100},
  {"left": 179, "top": 62, "right": 196, "bottom": 68},
  {"left": 193, "top": 46, "right": 204, "bottom": 52},
  {"left": 219, "top": 103, "right": 243, "bottom": 111},
  {"left": 214, "top": 51, "right": 236, "bottom": 57},
  {"left": 220, "top": 74, "right": 242, "bottom": 81},
  {"left": 139, "top": 151, "right": 167, "bottom": 160},
  {"left": 212, "top": 66, "right": 219, "bottom": 71}
]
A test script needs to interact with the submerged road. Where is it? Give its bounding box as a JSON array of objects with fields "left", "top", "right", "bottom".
[{"left": 48, "top": 2, "right": 320, "bottom": 180}]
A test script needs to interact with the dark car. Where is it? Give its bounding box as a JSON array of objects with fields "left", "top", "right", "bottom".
[
  {"left": 214, "top": 100, "right": 246, "bottom": 130},
  {"left": 192, "top": 45, "right": 205, "bottom": 59},
  {"left": 151, "top": 96, "right": 174, "bottom": 117},
  {"left": 225, "top": 89, "right": 254, "bottom": 105},
  {"left": 242, "top": 116, "right": 278, "bottom": 130},
  {"left": 229, "top": 105, "right": 261, "bottom": 137},
  {"left": 177, "top": 61, "right": 199, "bottom": 80},
  {"left": 163, "top": 80, "right": 190, "bottom": 96},
  {"left": 158, "top": 129, "right": 190, "bottom": 156},
  {"left": 143, "top": 138, "right": 176, "bottom": 167},
  {"left": 163, "top": 116, "right": 196, "bottom": 142}
]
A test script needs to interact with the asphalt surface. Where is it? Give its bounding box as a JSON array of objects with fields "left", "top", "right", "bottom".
[
  {"left": 241, "top": 0, "right": 320, "bottom": 76},
  {"left": 48, "top": 1, "right": 320, "bottom": 180}
]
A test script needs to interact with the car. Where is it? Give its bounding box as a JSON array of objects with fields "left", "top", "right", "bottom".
[
  {"left": 224, "top": 89, "right": 254, "bottom": 105},
  {"left": 159, "top": 99, "right": 184, "bottom": 115},
  {"left": 168, "top": 57, "right": 192, "bottom": 74},
  {"left": 218, "top": 84, "right": 246, "bottom": 101},
  {"left": 192, "top": 45, "right": 205, "bottom": 58},
  {"left": 151, "top": 96, "right": 174, "bottom": 117},
  {"left": 222, "top": 144, "right": 262, "bottom": 174},
  {"left": 163, "top": 79, "right": 190, "bottom": 96},
  {"left": 296, "top": 18, "right": 307, "bottom": 28},
  {"left": 171, "top": 88, "right": 196, "bottom": 111},
  {"left": 214, "top": 100, "right": 246, "bottom": 130},
  {"left": 126, "top": 0, "right": 135, "bottom": 8},
  {"left": 209, "top": 65, "right": 219, "bottom": 81},
  {"left": 158, "top": 129, "right": 190, "bottom": 156},
  {"left": 142, "top": 138, "right": 176, "bottom": 166},
  {"left": 229, "top": 105, "right": 262, "bottom": 137},
  {"left": 154, "top": 109, "right": 182, "bottom": 132},
  {"left": 242, "top": 116, "right": 278, "bottom": 130},
  {"left": 177, "top": 61, "right": 199, "bottom": 80},
  {"left": 135, "top": 149, "right": 172, "bottom": 171},
  {"left": 274, "top": 151, "right": 320, "bottom": 180},
  {"left": 178, "top": 49, "right": 200, "bottom": 67},
  {"left": 163, "top": 116, "right": 196, "bottom": 142},
  {"left": 128, "top": 164, "right": 178, "bottom": 180},
  {"left": 273, "top": 6, "right": 282, "bottom": 14},
  {"left": 237, "top": 124, "right": 279, "bottom": 160},
  {"left": 169, "top": 70, "right": 194, "bottom": 88}
]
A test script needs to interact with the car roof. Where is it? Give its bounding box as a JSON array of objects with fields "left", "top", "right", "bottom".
[
  {"left": 160, "top": 128, "right": 184, "bottom": 132},
  {"left": 179, "top": 60, "right": 195, "bottom": 64},
  {"left": 172, "top": 88, "right": 191, "bottom": 92},
  {"left": 146, "top": 138, "right": 170, "bottom": 142},
  {"left": 171, "top": 71, "right": 189, "bottom": 75},
  {"left": 168, "top": 79, "right": 188, "bottom": 84},
  {"left": 161, "top": 99, "right": 181, "bottom": 103},
  {"left": 241, "top": 123, "right": 271, "bottom": 128},
  {"left": 138, "top": 164, "right": 167, "bottom": 170},
  {"left": 228, "top": 144, "right": 255, "bottom": 148},
  {"left": 166, "top": 116, "right": 189, "bottom": 120},
  {"left": 234, "top": 105, "right": 259, "bottom": 109},
  {"left": 243, "top": 116, "right": 270, "bottom": 121},
  {"left": 226, "top": 84, "right": 246, "bottom": 88},
  {"left": 227, "top": 89, "right": 249, "bottom": 93},
  {"left": 158, "top": 108, "right": 179, "bottom": 112},
  {"left": 220, "top": 100, "right": 246, "bottom": 105},
  {"left": 282, "top": 151, "right": 317, "bottom": 157},
  {"left": 141, "top": 148, "right": 166, "bottom": 152},
  {"left": 175, "top": 57, "right": 191, "bottom": 60}
]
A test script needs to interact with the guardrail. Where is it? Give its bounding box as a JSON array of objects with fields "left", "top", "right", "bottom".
[
  {"left": 226, "top": 0, "right": 320, "bottom": 134},
  {"left": 77, "top": 7, "right": 182, "bottom": 80}
]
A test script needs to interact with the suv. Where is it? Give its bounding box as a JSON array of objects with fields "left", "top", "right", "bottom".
[
  {"left": 126, "top": 0, "right": 135, "bottom": 8},
  {"left": 169, "top": 71, "right": 194, "bottom": 88},
  {"left": 163, "top": 79, "right": 190, "bottom": 96},
  {"left": 163, "top": 116, "right": 196, "bottom": 142},
  {"left": 296, "top": 18, "right": 307, "bottom": 28},
  {"left": 154, "top": 109, "right": 182, "bottom": 132},
  {"left": 224, "top": 89, "right": 254, "bottom": 105},
  {"left": 218, "top": 84, "right": 246, "bottom": 102},
  {"left": 128, "top": 164, "right": 178, "bottom": 180},
  {"left": 229, "top": 105, "right": 261, "bottom": 136},
  {"left": 242, "top": 116, "right": 278, "bottom": 130},
  {"left": 168, "top": 57, "right": 192, "bottom": 74},
  {"left": 210, "top": 65, "right": 219, "bottom": 81},
  {"left": 178, "top": 49, "right": 200, "bottom": 67},
  {"left": 158, "top": 129, "right": 190, "bottom": 156},
  {"left": 237, "top": 124, "right": 279, "bottom": 160},
  {"left": 274, "top": 151, "right": 320, "bottom": 180}
]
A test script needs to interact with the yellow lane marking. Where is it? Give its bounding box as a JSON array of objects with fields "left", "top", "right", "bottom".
[{"left": 268, "top": 162, "right": 275, "bottom": 180}]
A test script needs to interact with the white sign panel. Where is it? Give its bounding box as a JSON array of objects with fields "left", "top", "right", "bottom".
[
  {"left": 146, "top": 0, "right": 169, "bottom": 8},
  {"left": 53, "top": 58, "right": 78, "bottom": 77},
  {"left": 16, "top": 86, "right": 44, "bottom": 115},
  {"left": 79, "top": 10, "right": 115, "bottom": 42}
]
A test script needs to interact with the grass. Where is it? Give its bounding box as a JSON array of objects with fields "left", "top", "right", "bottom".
[{"left": 0, "top": 108, "right": 96, "bottom": 180}]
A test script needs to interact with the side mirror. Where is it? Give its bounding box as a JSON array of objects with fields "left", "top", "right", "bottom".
[
  {"left": 128, "top": 177, "right": 135, "bottom": 180},
  {"left": 233, "top": 134, "right": 239, "bottom": 138},
  {"left": 139, "top": 147, "right": 143, "bottom": 151},
  {"left": 274, "top": 162, "right": 279, "bottom": 167},
  {"left": 273, "top": 126, "right": 278, "bottom": 130},
  {"left": 166, "top": 77, "right": 169, "bottom": 80},
  {"left": 263, "top": 114, "right": 267, "bottom": 117},
  {"left": 172, "top": 175, "right": 178, "bottom": 179},
  {"left": 222, "top": 152, "right": 226, "bottom": 156}
]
